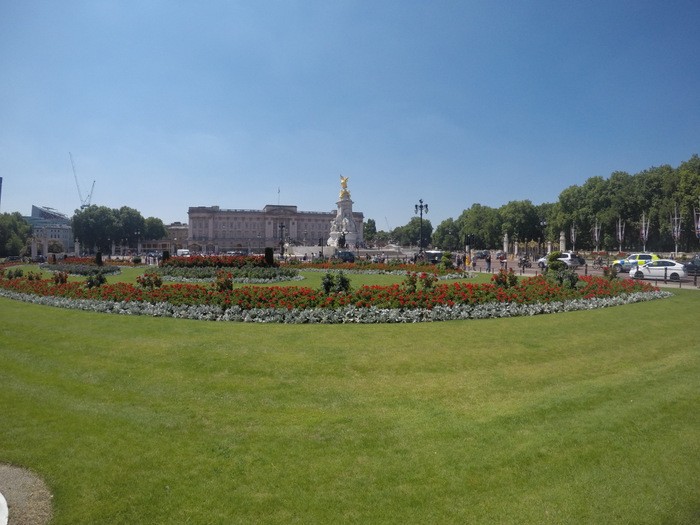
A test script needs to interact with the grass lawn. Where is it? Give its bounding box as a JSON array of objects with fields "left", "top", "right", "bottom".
[{"left": 0, "top": 271, "right": 698, "bottom": 524}]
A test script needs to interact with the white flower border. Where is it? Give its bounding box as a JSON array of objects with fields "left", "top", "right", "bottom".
[{"left": 0, "top": 288, "right": 671, "bottom": 324}]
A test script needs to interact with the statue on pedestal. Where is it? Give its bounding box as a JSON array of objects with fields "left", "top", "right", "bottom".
[{"left": 328, "top": 175, "right": 361, "bottom": 248}]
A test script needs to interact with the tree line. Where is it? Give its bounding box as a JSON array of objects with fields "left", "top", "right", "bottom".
[
  {"left": 0, "top": 206, "right": 166, "bottom": 257},
  {"left": 365, "top": 155, "right": 700, "bottom": 253},
  {"left": 3, "top": 154, "right": 699, "bottom": 258},
  {"left": 71, "top": 206, "right": 166, "bottom": 253}
]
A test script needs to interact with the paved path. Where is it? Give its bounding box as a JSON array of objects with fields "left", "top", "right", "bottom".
[{"left": 0, "top": 464, "right": 52, "bottom": 525}]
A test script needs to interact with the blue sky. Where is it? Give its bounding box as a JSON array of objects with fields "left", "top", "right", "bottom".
[{"left": 1, "top": 1, "right": 699, "bottom": 229}]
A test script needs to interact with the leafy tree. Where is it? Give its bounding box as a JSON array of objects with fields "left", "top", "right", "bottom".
[
  {"left": 116, "top": 206, "right": 146, "bottom": 248},
  {"left": 432, "top": 218, "right": 461, "bottom": 250},
  {"left": 498, "top": 200, "right": 540, "bottom": 244},
  {"left": 392, "top": 217, "right": 433, "bottom": 248},
  {"left": 373, "top": 230, "right": 391, "bottom": 247},
  {"left": 363, "top": 218, "right": 377, "bottom": 243},
  {"left": 0, "top": 212, "right": 31, "bottom": 257},
  {"left": 425, "top": 154, "right": 700, "bottom": 254},
  {"left": 455, "top": 204, "right": 501, "bottom": 249},
  {"left": 71, "top": 205, "right": 120, "bottom": 253},
  {"left": 144, "top": 217, "right": 167, "bottom": 241}
]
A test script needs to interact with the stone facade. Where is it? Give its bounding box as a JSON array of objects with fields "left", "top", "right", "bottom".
[{"left": 187, "top": 204, "right": 364, "bottom": 253}]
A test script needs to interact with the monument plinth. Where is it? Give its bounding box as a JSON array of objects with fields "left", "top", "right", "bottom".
[{"left": 328, "top": 176, "right": 361, "bottom": 249}]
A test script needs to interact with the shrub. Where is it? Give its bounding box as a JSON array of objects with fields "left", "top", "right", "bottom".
[
  {"left": 335, "top": 271, "right": 351, "bottom": 293},
  {"left": 162, "top": 250, "right": 170, "bottom": 264},
  {"left": 265, "top": 247, "right": 274, "bottom": 267},
  {"left": 403, "top": 272, "right": 418, "bottom": 293},
  {"left": 321, "top": 271, "right": 352, "bottom": 294},
  {"left": 95, "top": 251, "right": 103, "bottom": 267},
  {"left": 492, "top": 268, "right": 518, "bottom": 288},
  {"left": 439, "top": 252, "right": 454, "bottom": 270},
  {"left": 53, "top": 271, "right": 69, "bottom": 285},
  {"left": 132, "top": 256, "right": 142, "bottom": 264},
  {"left": 136, "top": 272, "right": 163, "bottom": 290},
  {"left": 5, "top": 268, "right": 23, "bottom": 279},
  {"left": 213, "top": 270, "right": 233, "bottom": 292},
  {"left": 86, "top": 270, "right": 107, "bottom": 289},
  {"left": 543, "top": 251, "right": 564, "bottom": 271},
  {"left": 545, "top": 268, "right": 579, "bottom": 289},
  {"left": 603, "top": 265, "right": 618, "bottom": 281},
  {"left": 419, "top": 272, "right": 437, "bottom": 290}
]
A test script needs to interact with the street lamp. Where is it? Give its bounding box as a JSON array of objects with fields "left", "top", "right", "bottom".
[
  {"left": 279, "top": 223, "right": 286, "bottom": 257},
  {"left": 539, "top": 219, "right": 547, "bottom": 254},
  {"left": 414, "top": 199, "right": 428, "bottom": 252}
]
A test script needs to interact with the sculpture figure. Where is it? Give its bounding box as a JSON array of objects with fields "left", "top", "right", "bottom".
[{"left": 339, "top": 175, "right": 350, "bottom": 199}]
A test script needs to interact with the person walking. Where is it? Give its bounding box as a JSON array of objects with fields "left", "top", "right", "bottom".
[{"left": 485, "top": 252, "right": 491, "bottom": 272}]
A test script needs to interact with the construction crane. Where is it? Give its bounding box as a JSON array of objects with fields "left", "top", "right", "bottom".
[{"left": 69, "top": 152, "right": 95, "bottom": 209}]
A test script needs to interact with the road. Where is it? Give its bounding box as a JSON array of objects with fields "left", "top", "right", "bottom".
[{"left": 468, "top": 260, "right": 700, "bottom": 289}]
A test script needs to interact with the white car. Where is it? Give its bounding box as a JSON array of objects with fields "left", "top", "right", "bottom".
[
  {"left": 537, "top": 252, "right": 584, "bottom": 269},
  {"left": 629, "top": 259, "right": 687, "bottom": 281}
]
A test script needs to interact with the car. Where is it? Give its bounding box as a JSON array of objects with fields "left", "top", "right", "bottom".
[
  {"left": 683, "top": 255, "right": 700, "bottom": 276},
  {"left": 537, "top": 252, "right": 584, "bottom": 269},
  {"left": 335, "top": 251, "right": 355, "bottom": 263},
  {"left": 611, "top": 253, "right": 659, "bottom": 273},
  {"left": 558, "top": 252, "right": 585, "bottom": 268},
  {"left": 629, "top": 259, "right": 687, "bottom": 281}
]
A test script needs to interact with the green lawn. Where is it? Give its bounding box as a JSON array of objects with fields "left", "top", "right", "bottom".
[{"left": 0, "top": 274, "right": 698, "bottom": 524}]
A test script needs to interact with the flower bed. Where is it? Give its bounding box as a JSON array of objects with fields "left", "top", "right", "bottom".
[
  {"left": 156, "top": 265, "right": 299, "bottom": 282},
  {"left": 163, "top": 255, "right": 269, "bottom": 268},
  {"left": 40, "top": 262, "right": 122, "bottom": 276},
  {"left": 0, "top": 271, "right": 668, "bottom": 323}
]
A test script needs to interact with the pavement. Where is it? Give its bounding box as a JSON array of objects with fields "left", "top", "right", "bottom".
[{"left": 0, "top": 464, "right": 53, "bottom": 525}]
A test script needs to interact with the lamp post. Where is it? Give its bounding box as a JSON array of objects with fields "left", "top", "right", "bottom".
[
  {"left": 279, "top": 223, "right": 286, "bottom": 257},
  {"left": 592, "top": 218, "right": 601, "bottom": 253},
  {"left": 414, "top": 199, "right": 428, "bottom": 253},
  {"left": 539, "top": 219, "right": 547, "bottom": 254}
]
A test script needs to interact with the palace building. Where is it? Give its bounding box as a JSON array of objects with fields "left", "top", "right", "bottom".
[
  {"left": 186, "top": 178, "right": 364, "bottom": 254},
  {"left": 187, "top": 204, "right": 364, "bottom": 253}
]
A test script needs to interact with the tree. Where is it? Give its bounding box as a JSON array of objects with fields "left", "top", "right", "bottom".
[
  {"left": 392, "top": 217, "right": 433, "bottom": 247},
  {"left": 455, "top": 204, "right": 501, "bottom": 249},
  {"left": 363, "top": 218, "right": 377, "bottom": 243},
  {"left": 0, "top": 212, "right": 31, "bottom": 257},
  {"left": 373, "top": 230, "right": 391, "bottom": 247},
  {"left": 498, "top": 200, "right": 540, "bottom": 244},
  {"left": 116, "top": 206, "right": 146, "bottom": 248},
  {"left": 144, "top": 217, "right": 167, "bottom": 241},
  {"left": 432, "top": 218, "right": 461, "bottom": 251},
  {"left": 71, "top": 205, "right": 120, "bottom": 253}
]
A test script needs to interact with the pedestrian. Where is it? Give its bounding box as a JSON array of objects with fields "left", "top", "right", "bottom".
[{"left": 486, "top": 252, "right": 491, "bottom": 272}]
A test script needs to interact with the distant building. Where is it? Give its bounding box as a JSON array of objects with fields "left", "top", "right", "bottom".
[
  {"left": 187, "top": 204, "right": 364, "bottom": 253},
  {"left": 24, "top": 205, "right": 74, "bottom": 253}
]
